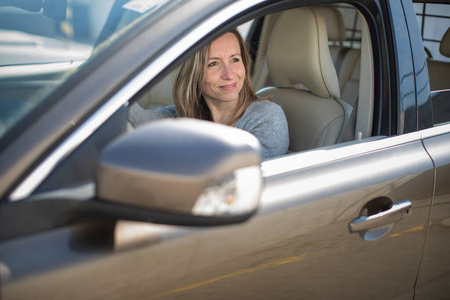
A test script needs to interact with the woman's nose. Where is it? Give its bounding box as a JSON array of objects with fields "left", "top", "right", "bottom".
[{"left": 221, "top": 64, "right": 235, "bottom": 79}]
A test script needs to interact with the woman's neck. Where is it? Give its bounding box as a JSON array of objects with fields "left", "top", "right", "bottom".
[{"left": 206, "top": 100, "right": 238, "bottom": 125}]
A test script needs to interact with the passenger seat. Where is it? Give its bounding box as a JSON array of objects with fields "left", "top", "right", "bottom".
[
  {"left": 257, "top": 7, "right": 352, "bottom": 152},
  {"left": 317, "top": 7, "right": 361, "bottom": 141},
  {"left": 318, "top": 6, "right": 351, "bottom": 91},
  {"left": 253, "top": 6, "right": 361, "bottom": 141}
]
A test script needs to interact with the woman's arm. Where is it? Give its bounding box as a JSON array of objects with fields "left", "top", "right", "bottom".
[
  {"left": 236, "top": 100, "right": 289, "bottom": 159},
  {"left": 127, "top": 103, "right": 177, "bottom": 128}
]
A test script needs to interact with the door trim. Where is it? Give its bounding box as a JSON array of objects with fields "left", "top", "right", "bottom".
[{"left": 262, "top": 132, "right": 422, "bottom": 177}]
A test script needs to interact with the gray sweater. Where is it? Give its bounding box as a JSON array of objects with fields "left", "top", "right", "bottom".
[{"left": 128, "top": 100, "right": 289, "bottom": 159}]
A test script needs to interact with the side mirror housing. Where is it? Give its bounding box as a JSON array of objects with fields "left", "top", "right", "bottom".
[{"left": 96, "top": 118, "right": 263, "bottom": 225}]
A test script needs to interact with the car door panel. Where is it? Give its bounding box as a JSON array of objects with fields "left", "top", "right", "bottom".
[
  {"left": 125, "top": 134, "right": 433, "bottom": 299},
  {"left": 1, "top": 134, "right": 433, "bottom": 299},
  {"left": 415, "top": 125, "right": 450, "bottom": 299}
]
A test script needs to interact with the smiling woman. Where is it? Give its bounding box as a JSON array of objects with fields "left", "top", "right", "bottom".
[
  {"left": 128, "top": 29, "right": 289, "bottom": 159},
  {"left": 199, "top": 32, "right": 246, "bottom": 125}
]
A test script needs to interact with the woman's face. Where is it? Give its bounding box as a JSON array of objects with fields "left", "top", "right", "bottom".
[{"left": 202, "top": 32, "right": 245, "bottom": 107}]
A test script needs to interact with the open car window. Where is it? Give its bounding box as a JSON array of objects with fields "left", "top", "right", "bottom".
[{"left": 134, "top": 3, "right": 375, "bottom": 158}]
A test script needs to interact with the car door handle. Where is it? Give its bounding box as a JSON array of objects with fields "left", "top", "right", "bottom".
[{"left": 349, "top": 200, "right": 412, "bottom": 233}]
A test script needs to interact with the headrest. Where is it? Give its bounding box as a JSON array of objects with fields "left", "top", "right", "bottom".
[
  {"left": 267, "top": 7, "right": 340, "bottom": 99},
  {"left": 440, "top": 27, "right": 450, "bottom": 58},
  {"left": 317, "top": 7, "right": 346, "bottom": 42}
]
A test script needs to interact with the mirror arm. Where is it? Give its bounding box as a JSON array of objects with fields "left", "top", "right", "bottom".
[
  {"left": 88, "top": 199, "right": 258, "bottom": 227},
  {"left": 0, "top": 198, "right": 256, "bottom": 242}
]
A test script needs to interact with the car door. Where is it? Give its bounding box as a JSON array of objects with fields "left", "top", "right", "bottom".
[
  {"left": 0, "top": 0, "right": 436, "bottom": 300},
  {"left": 412, "top": 1, "right": 450, "bottom": 298},
  {"left": 417, "top": 125, "right": 450, "bottom": 299}
]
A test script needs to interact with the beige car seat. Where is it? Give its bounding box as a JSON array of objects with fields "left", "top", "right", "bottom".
[
  {"left": 257, "top": 7, "right": 352, "bottom": 152},
  {"left": 319, "top": 6, "right": 348, "bottom": 76},
  {"left": 427, "top": 27, "right": 450, "bottom": 91},
  {"left": 317, "top": 6, "right": 362, "bottom": 141},
  {"left": 318, "top": 7, "right": 361, "bottom": 102}
]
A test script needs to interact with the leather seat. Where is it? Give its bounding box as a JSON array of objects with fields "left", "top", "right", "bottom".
[
  {"left": 316, "top": 6, "right": 361, "bottom": 141},
  {"left": 427, "top": 27, "right": 450, "bottom": 91},
  {"left": 318, "top": 7, "right": 361, "bottom": 101},
  {"left": 257, "top": 7, "right": 352, "bottom": 152},
  {"left": 318, "top": 6, "right": 348, "bottom": 78}
]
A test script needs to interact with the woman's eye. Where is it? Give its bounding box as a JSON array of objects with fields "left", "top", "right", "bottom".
[
  {"left": 231, "top": 57, "right": 240, "bottom": 63},
  {"left": 208, "top": 61, "right": 218, "bottom": 67}
]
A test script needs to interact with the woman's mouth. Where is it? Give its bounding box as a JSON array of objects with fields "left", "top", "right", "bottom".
[{"left": 220, "top": 82, "right": 237, "bottom": 91}]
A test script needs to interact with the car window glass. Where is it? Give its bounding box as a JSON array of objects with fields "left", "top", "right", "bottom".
[
  {"left": 337, "top": 4, "right": 362, "bottom": 49},
  {"left": 415, "top": 3, "right": 450, "bottom": 91},
  {"left": 31, "top": 106, "right": 127, "bottom": 196},
  {"left": 431, "top": 90, "right": 450, "bottom": 126},
  {"left": 0, "top": 0, "right": 172, "bottom": 144},
  {"left": 415, "top": 3, "right": 450, "bottom": 63},
  {"left": 415, "top": 3, "right": 450, "bottom": 125}
]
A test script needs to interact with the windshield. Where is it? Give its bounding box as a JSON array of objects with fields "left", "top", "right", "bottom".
[{"left": 0, "top": 0, "right": 170, "bottom": 141}]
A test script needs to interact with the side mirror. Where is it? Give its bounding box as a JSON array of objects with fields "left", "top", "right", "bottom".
[{"left": 96, "top": 118, "right": 263, "bottom": 225}]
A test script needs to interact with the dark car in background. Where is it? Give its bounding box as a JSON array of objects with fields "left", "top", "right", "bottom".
[{"left": 1, "top": 0, "right": 450, "bottom": 299}]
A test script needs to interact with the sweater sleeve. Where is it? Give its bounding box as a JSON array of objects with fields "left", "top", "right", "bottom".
[
  {"left": 236, "top": 100, "right": 289, "bottom": 160},
  {"left": 127, "top": 102, "right": 177, "bottom": 127}
]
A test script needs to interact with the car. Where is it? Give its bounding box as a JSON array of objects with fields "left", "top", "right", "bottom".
[{"left": 0, "top": 0, "right": 449, "bottom": 299}]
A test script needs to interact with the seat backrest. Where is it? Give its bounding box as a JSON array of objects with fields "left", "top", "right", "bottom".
[
  {"left": 252, "top": 12, "right": 280, "bottom": 91},
  {"left": 257, "top": 7, "right": 352, "bottom": 152},
  {"left": 310, "top": 6, "right": 361, "bottom": 142},
  {"left": 317, "top": 7, "right": 361, "bottom": 103},
  {"left": 136, "top": 74, "right": 174, "bottom": 109},
  {"left": 427, "top": 27, "right": 450, "bottom": 91},
  {"left": 253, "top": 7, "right": 361, "bottom": 102},
  {"left": 318, "top": 6, "right": 347, "bottom": 69}
]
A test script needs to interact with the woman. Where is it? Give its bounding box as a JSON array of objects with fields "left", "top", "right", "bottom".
[{"left": 128, "top": 29, "right": 289, "bottom": 159}]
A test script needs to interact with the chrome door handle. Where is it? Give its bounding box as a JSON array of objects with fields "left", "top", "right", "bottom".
[{"left": 349, "top": 200, "right": 412, "bottom": 233}]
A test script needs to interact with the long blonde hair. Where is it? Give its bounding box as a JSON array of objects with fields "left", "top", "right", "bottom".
[{"left": 172, "top": 29, "right": 260, "bottom": 125}]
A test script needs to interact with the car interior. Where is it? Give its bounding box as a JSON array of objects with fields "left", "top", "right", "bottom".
[
  {"left": 426, "top": 27, "right": 450, "bottom": 92},
  {"left": 427, "top": 26, "right": 450, "bottom": 126},
  {"left": 255, "top": 6, "right": 353, "bottom": 152},
  {"left": 133, "top": 4, "right": 375, "bottom": 157},
  {"left": 2, "top": 2, "right": 448, "bottom": 159}
]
